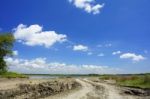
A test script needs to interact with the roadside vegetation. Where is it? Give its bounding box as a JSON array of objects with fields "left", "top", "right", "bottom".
[
  {"left": 0, "top": 72, "right": 28, "bottom": 78},
  {"left": 99, "top": 74, "right": 150, "bottom": 89}
]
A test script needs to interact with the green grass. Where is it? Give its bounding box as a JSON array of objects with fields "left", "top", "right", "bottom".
[
  {"left": 0, "top": 72, "right": 28, "bottom": 78},
  {"left": 117, "top": 75, "right": 150, "bottom": 89},
  {"left": 99, "top": 74, "right": 150, "bottom": 89}
]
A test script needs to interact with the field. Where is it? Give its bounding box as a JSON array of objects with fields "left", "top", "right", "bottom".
[{"left": 99, "top": 74, "right": 150, "bottom": 89}]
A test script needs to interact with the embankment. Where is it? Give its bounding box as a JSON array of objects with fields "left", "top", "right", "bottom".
[{"left": 0, "top": 78, "right": 81, "bottom": 99}]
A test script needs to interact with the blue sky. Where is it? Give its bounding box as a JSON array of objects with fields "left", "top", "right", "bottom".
[{"left": 0, "top": 0, "right": 150, "bottom": 74}]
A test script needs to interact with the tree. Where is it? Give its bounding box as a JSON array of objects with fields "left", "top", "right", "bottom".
[{"left": 0, "top": 33, "right": 15, "bottom": 73}]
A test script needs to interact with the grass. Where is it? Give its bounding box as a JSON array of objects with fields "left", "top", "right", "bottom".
[
  {"left": 0, "top": 72, "right": 28, "bottom": 78},
  {"left": 99, "top": 74, "right": 150, "bottom": 89},
  {"left": 117, "top": 75, "right": 150, "bottom": 89}
]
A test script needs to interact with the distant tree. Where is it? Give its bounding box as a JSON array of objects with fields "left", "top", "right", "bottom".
[{"left": 0, "top": 33, "right": 15, "bottom": 73}]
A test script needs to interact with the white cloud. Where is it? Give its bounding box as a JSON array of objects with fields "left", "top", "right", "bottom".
[
  {"left": 120, "top": 53, "right": 145, "bottom": 62},
  {"left": 73, "top": 44, "right": 88, "bottom": 51},
  {"left": 5, "top": 57, "right": 121, "bottom": 74},
  {"left": 112, "top": 51, "right": 121, "bottom": 55},
  {"left": 13, "top": 50, "right": 18, "bottom": 56},
  {"left": 97, "top": 53, "right": 104, "bottom": 57},
  {"left": 13, "top": 24, "right": 67, "bottom": 48},
  {"left": 69, "top": 0, "right": 104, "bottom": 15}
]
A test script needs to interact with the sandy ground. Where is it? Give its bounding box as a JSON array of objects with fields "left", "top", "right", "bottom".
[
  {"left": 60, "top": 79, "right": 99, "bottom": 99},
  {"left": 43, "top": 79, "right": 99, "bottom": 99},
  {"left": 84, "top": 79, "right": 131, "bottom": 99},
  {"left": 0, "top": 78, "right": 149, "bottom": 99},
  {"left": 0, "top": 78, "right": 52, "bottom": 90},
  {"left": 43, "top": 78, "right": 150, "bottom": 99}
]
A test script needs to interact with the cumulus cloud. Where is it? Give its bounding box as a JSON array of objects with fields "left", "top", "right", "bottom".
[
  {"left": 13, "top": 24, "right": 67, "bottom": 48},
  {"left": 13, "top": 50, "right": 18, "bottom": 56},
  {"left": 5, "top": 57, "right": 121, "bottom": 74},
  {"left": 112, "top": 51, "right": 121, "bottom": 55},
  {"left": 120, "top": 53, "right": 145, "bottom": 62},
  {"left": 73, "top": 44, "right": 88, "bottom": 51},
  {"left": 69, "top": 0, "right": 104, "bottom": 15}
]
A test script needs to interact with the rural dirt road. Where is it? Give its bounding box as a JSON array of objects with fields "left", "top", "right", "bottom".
[{"left": 45, "top": 78, "right": 149, "bottom": 99}]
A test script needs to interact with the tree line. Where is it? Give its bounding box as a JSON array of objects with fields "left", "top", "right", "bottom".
[{"left": 0, "top": 33, "right": 14, "bottom": 73}]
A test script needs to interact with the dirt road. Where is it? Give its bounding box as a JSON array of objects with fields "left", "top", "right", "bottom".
[
  {"left": 45, "top": 78, "right": 149, "bottom": 99},
  {"left": 1, "top": 78, "right": 149, "bottom": 99},
  {"left": 83, "top": 79, "right": 132, "bottom": 99},
  {"left": 45, "top": 79, "right": 100, "bottom": 99}
]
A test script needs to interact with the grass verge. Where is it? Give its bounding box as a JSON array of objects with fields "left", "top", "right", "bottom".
[
  {"left": 0, "top": 72, "right": 28, "bottom": 78},
  {"left": 99, "top": 74, "right": 150, "bottom": 89}
]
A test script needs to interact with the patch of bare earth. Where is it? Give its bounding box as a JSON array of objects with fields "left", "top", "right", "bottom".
[
  {"left": 46, "top": 78, "right": 150, "bottom": 99},
  {"left": 0, "top": 78, "right": 149, "bottom": 99},
  {"left": 0, "top": 78, "right": 80, "bottom": 99}
]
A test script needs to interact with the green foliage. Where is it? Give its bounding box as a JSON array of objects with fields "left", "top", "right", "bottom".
[
  {"left": 0, "top": 72, "right": 28, "bottom": 78},
  {"left": 0, "top": 58, "right": 7, "bottom": 73},
  {"left": 0, "top": 33, "right": 15, "bottom": 72},
  {"left": 88, "top": 74, "right": 100, "bottom": 76},
  {"left": 117, "top": 75, "right": 150, "bottom": 88},
  {"left": 99, "top": 74, "right": 150, "bottom": 89}
]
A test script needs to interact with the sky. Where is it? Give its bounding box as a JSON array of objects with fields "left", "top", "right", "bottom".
[{"left": 0, "top": 0, "right": 150, "bottom": 74}]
